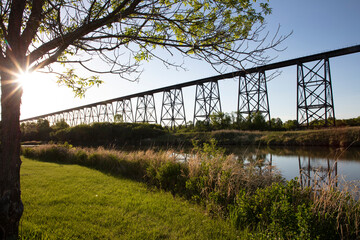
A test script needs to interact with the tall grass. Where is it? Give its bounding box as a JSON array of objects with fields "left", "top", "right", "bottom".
[
  {"left": 19, "top": 158, "right": 241, "bottom": 239},
  {"left": 22, "top": 142, "right": 281, "bottom": 213},
  {"left": 22, "top": 142, "right": 360, "bottom": 239}
]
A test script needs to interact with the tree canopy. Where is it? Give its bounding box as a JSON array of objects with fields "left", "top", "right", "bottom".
[
  {"left": 0, "top": 0, "right": 284, "bottom": 95},
  {"left": 0, "top": 0, "right": 287, "bottom": 238}
]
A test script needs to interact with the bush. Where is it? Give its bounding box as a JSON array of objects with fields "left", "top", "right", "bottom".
[
  {"left": 146, "top": 161, "right": 188, "bottom": 195},
  {"left": 229, "top": 180, "right": 315, "bottom": 239},
  {"left": 51, "top": 122, "right": 166, "bottom": 146}
]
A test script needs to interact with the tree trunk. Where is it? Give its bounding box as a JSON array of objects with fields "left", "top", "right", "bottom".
[{"left": 0, "top": 70, "right": 23, "bottom": 240}]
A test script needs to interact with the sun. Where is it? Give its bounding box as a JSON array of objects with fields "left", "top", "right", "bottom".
[
  {"left": 17, "top": 70, "right": 67, "bottom": 119},
  {"left": 16, "top": 71, "right": 47, "bottom": 95},
  {"left": 16, "top": 71, "right": 33, "bottom": 88}
]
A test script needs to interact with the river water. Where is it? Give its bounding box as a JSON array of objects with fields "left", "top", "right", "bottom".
[
  {"left": 225, "top": 146, "right": 360, "bottom": 189},
  {"left": 172, "top": 145, "right": 360, "bottom": 189}
]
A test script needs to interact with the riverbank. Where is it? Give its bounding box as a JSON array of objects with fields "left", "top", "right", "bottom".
[
  {"left": 152, "top": 126, "right": 360, "bottom": 148},
  {"left": 21, "top": 124, "right": 360, "bottom": 149},
  {"left": 22, "top": 144, "right": 360, "bottom": 239}
]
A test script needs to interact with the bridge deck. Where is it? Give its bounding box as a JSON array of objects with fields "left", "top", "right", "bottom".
[{"left": 21, "top": 44, "right": 360, "bottom": 122}]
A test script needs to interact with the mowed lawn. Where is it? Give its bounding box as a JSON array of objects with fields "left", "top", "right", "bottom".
[{"left": 20, "top": 157, "right": 240, "bottom": 239}]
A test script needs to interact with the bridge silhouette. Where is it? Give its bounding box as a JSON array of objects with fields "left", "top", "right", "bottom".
[{"left": 21, "top": 45, "right": 360, "bottom": 128}]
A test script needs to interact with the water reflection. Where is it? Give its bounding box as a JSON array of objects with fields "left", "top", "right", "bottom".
[
  {"left": 172, "top": 146, "right": 360, "bottom": 189},
  {"left": 229, "top": 146, "right": 360, "bottom": 191},
  {"left": 298, "top": 156, "right": 338, "bottom": 189}
]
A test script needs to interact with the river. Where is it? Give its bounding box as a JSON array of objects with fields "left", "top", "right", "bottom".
[{"left": 171, "top": 145, "right": 360, "bottom": 190}]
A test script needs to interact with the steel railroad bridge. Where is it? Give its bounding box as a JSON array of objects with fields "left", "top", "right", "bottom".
[{"left": 21, "top": 45, "right": 360, "bottom": 128}]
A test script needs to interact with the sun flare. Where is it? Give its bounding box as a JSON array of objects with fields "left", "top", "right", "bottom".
[
  {"left": 16, "top": 71, "right": 48, "bottom": 95},
  {"left": 16, "top": 71, "right": 33, "bottom": 87}
]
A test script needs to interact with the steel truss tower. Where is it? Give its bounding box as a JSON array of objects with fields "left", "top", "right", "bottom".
[
  {"left": 297, "top": 58, "right": 335, "bottom": 127},
  {"left": 193, "top": 81, "right": 222, "bottom": 123},
  {"left": 98, "top": 103, "right": 115, "bottom": 122},
  {"left": 160, "top": 88, "right": 186, "bottom": 128},
  {"left": 237, "top": 71, "right": 270, "bottom": 121},
  {"left": 114, "top": 99, "right": 134, "bottom": 122},
  {"left": 135, "top": 94, "right": 157, "bottom": 123}
]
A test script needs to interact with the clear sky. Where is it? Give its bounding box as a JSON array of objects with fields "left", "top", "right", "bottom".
[{"left": 20, "top": 0, "right": 360, "bottom": 122}]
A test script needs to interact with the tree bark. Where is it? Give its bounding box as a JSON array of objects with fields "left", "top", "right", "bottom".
[{"left": 0, "top": 69, "right": 24, "bottom": 239}]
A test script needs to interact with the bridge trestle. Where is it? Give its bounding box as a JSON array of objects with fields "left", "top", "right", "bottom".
[
  {"left": 297, "top": 58, "right": 335, "bottom": 127},
  {"left": 114, "top": 99, "right": 134, "bottom": 123},
  {"left": 193, "top": 81, "right": 222, "bottom": 123},
  {"left": 135, "top": 94, "right": 157, "bottom": 123},
  {"left": 21, "top": 45, "right": 360, "bottom": 128},
  {"left": 160, "top": 88, "right": 186, "bottom": 128},
  {"left": 237, "top": 71, "right": 270, "bottom": 122}
]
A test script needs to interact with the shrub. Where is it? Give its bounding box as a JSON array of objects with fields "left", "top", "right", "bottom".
[
  {"left": 146, "top": 161, "right": 188, "bottom": 195},
  {"left": 229, "top": 180, "right": 315, "bottom": 238},
  {"left": 51, "top": 122, "right": 166, "bottom": 146}
]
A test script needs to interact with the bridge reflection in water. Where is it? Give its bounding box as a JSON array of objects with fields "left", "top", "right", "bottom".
[{"left": 170, "top": 146, "right": 360, "bottom": 191}]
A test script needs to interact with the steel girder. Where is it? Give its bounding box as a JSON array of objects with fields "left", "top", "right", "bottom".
[
  {"left": 160, "top": 88, "right": 186, "bottom": 128},
  {"left": 193, "top": 81, "right": 222, "bottom": 123},
  {"left": 237, "top": 71, "right": 270, "bottom": 122},
  {"left": 297, "top": 58, "right": 335, "bottom": 127},
  {"left": 135, "top": 94, "right": 157, "bottom": 123}
]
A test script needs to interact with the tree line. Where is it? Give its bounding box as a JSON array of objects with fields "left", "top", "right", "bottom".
[{"left": 19, "top": 113, "right": 360, "bottom": 144}]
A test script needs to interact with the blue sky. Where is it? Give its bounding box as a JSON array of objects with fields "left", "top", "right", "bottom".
[{"left": 20, "top": 0, "right": 360, "bottom": 122}]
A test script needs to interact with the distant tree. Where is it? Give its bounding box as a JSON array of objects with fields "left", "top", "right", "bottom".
[
  {"left": 20, "top": 119, "right": 52, "bottom": 141},
  {"left": 283, "top": 120, "right": 298, "bottom": 131},
  {"left": 210, "top": 112, "right": 231, "bottom": 130},
  {"left": 0, "top": 0, "right": 287, "bottom": 237},
  {"left": 51, "top": 119, "right": 70, "bottom": 132},
  {"left": 20, "top": 122, "right": 38, "bottom": 141},
  {"left": 194, "top": 120, "right": 211, "bottom": 132},
  {"left": 269, "top": 117, "right": 283, "bottom": 131},
  {"left": 250, "top": 112, "right": 267, "bottom": 130},
  {"left": 36, "top": 119, "right": 52, "bottom": 140}
]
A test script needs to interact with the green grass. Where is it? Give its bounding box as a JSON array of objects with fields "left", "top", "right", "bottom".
[{"left": 19, "top": 157, "right": 241, "bottom": 240}]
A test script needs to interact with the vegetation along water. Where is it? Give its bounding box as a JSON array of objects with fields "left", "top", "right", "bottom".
[
  {"left": 21, "top": 141, "right": 360, "bottom": 239},
  {"left": 18, "top": 114, "right": 360, "bottom": 239}
]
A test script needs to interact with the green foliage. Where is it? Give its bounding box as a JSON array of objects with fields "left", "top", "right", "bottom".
[
  {"left": 229, "top": 180, "right": 314, "bottom": 238},
  {"left": 210, "top": 112, "right": 232, "bottom": 130},
  {"left": 146, "top": 161, "right": 188, "bottom": 195},
  {"left": 269, "top": 117, "right": 283, "bottom": 131},
  {"left": 56, "top": 69, "right": 103, "bottom": 98},
  {"left": 248, "top": 112, "right": 267, "bottom": 130},
  {"left": 228, "top": 179, "right": 360, "bottom": 239},
  {"left": 22, "top": 143, "right": 360, "bottom": 239},
  {"left": 21, "top": 121, "right": 166, "bottom": 146},
  {"left": 21, "top": 119, "right": 52, "bottom": 141},
  {"left": 283, "top": 120, "right": 298, "bottom": 131},
  {"left": 50, "top": 119, "right": 69, "bottom": 132}
]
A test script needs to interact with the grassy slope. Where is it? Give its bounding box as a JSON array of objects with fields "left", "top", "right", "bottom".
[{"left": 20, "top": 157, "right": 240, "bottom": 240}]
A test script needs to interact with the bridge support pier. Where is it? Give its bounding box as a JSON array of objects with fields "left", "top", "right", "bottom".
[
  {"left": 115, "top": 99, "right": 134, "bottom": 122},
  {"left": 193, "top": 81, "right": 222, "bottom": 123},
  {"left": 135, "top": 94, "right": 157, "bottom": 123},
  {"left": 160, "top": 88, "right": 186, "bottom": 128},
  {"left": 237, "top": 71, "right": 270, "bottom": 122},
  {"left": 98, "top": 103, "right": 115, "bottom": 122},
  {"left": 297, "top": 58, "right": 335, "bottom": 127}
]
